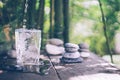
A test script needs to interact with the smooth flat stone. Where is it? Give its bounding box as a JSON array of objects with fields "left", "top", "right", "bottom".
[
  {"left": 45, "top": 44, "right": 65, "bottom": 55},
  {"left": 65, "top": 47, "right": 78, "bottom": 52},
  {"left": 48, "top": 38, "right": 64, "bottom": 46},
  {"left": 65, "top": 43, "right": 79, "bottom": 49},
  {"left": 78, "top": 43, "right": 89, "bottom": 49},
  {"left": 60, "top": 57, "right": 83, "bottom": 63},
  {"left": 62, "top": 52, "right": 80, "bottom": 58}
]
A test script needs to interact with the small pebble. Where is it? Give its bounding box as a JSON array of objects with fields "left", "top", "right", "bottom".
[{"left": 0, "top": 70, "right": 3, "bottom": 74}]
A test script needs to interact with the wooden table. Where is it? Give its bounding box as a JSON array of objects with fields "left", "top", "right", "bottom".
[{"left": 0, "top": 53, "right": 120, "bottom": 80}]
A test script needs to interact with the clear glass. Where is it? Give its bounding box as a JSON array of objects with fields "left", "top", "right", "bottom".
[{"left": 15, "top": 28, "right": 41, "bottom": 70}]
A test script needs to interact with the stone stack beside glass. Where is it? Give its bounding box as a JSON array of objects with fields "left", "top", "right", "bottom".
[
  {"left": 0, "top": 49, "right": 22, "bottom": 71},
  {"left": 78, "top": 43, "right": 90, "bottom": 58},
  {"left": 60, "top": 43, "right": 83, "bottom": 63}
]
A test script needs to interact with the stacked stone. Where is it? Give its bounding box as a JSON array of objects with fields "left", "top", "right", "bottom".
[
  {"left": 60, "top": 43, "right": 83, "bottom": 63},
  {"left": 78, "top": 43, "right": 90, "bottom": 58},
  {"left": 0, "top": 49, "right": 22, "bottom": 71},
  {"left": 45, "top": 38, "right": 65, "bottom": 55}
]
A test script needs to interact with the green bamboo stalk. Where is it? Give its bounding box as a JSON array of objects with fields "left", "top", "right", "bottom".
[{"left": 98, "top": 0, "right": 113, "bottom": 63}]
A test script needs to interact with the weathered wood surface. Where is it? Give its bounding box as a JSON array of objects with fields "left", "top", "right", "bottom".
[
  {"left": 0, "top": 55, "right": 60, "bottom": 80},
  {"left": 0, "top": 67, "right": 59, "bottom": 80},
  {"left": 49, "top": 53, "right": 120, "bottom": 80},
  {"left": 0, "top": 53, "right": 120, "bottom": 80}
]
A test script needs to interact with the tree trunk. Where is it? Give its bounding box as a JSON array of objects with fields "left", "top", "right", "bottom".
[
  {"left": 49, "top": 0, "right": 54, "bottom": 38},
  {"left": 63, "top": 0, "right": 69, "bottom": 43},
  {"left": 36, "top": 0, "right": 45, "bottom": 49},
  {"left": 54, "top": 0, "right": 63, "bottom": 39},
  {"left": 36, "top": 0, "right": 45, "bottom": 30},
  {"left": 27, "top": 0, "right": 36, "bottom": 29}
]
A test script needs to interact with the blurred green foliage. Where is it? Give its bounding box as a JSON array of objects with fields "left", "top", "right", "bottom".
[
  {"left": 69, "top": 0, "right": 120, "bottom": 56},
  {"left": 0, "top": 1, "right": 4, "bottom": 8},
  {"left": 0, "top": 0, "right": 120, "bottom": 56}
]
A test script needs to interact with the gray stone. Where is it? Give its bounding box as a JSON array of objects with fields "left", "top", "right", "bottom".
[
  {"left": 78, "top": 49, "right": 90, "bottom": 52},
  {"left": 0, "top": 70, "right": 3, "bottom": 74},
  {"left": 65, "top": 43, "right": 79, "bottom": 49},
  {"left": 80, "top": 52, "right": 90, "bottom": 58},
  {"left": 64, "top": 43, "right": 79, "bottom": 52},
  {"left": 45, "top": 44, "right": 65, "bottom": 55},
  {"left": 62, "top": 52, "right": 80, "bottom": 59},
  {"left": 7, "top": 50, "right": 17, "bottom": 58},
  {"left": 78, "top": 43, "right": 91, "bottom": 58},
  {"left": 60, "top": 57, "right": 83, "bottom": 63},
  {"left": 78, "top": 43, "right": 89, "bottom": 49},
  {"left": 65, "top": 47, "right": 78, "bottom": 52},
  {"left": 48, "top": 38, "right": 64, "bottom": 46}
]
